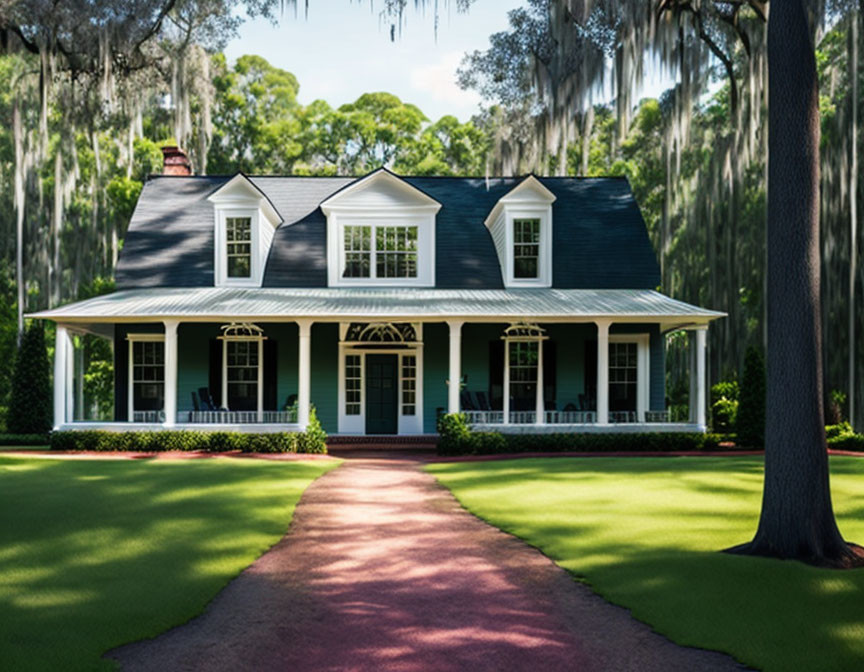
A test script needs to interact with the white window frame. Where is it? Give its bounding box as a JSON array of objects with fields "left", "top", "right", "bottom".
[
  {"left": 503, "top": 205, "right": 552, "bottom": 287},
  {"left": 337, "top": 322, "right": 425, "bottom": 434},
  {"left": 219, "top": 329, "right": 266, "bottom": 422},
  {"left": 214, "top": 207, "right": 261, "bottom": 287},
  {"left": 608, "top": 334, "right": 650, "bottom": 422},
  {"left": 327, "top": 212, "right": 435, "bottom": 287},
  {"left": 127, "top": 333, "right": 165, "bottom": 423}
]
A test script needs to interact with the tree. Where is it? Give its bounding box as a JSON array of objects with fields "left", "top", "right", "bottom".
[
  {"left": 728, "top": 0, "right": 864, "bottom": 568},
  {"left": 8, "top": 321, "right": 51, "bottom": 434},
  {"left": 736, "top": 346, "right": 764, "bottom": 447}
]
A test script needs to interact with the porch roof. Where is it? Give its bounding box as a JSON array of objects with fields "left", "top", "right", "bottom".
[{"left": 29, "top": 287, "right": 724, "bottom": 332}]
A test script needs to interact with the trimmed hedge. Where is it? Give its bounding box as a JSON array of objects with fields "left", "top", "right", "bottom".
[
  {"left": 0, "top": 434, "right": 50, "bottom": 446},
  {"left": 437, "top": 413, "right": 724, "bottom": 456},
  {"left": 826, "top": 423, "right": 864, "bottom": 452},
  {"left": 49, "top": 429, "right": 327, "bottom": 454}
]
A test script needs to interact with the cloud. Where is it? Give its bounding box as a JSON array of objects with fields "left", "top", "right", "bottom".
[{"left": 409, "top": 51, "right": 482, "bottom": 110}]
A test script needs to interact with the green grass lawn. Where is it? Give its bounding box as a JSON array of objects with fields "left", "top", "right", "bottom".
[
  {"left": 0, "top": 455, "right": 339, "bottom": 671},
  {"left": 428, "top": 456, "right": 864, "bottom": 672}
]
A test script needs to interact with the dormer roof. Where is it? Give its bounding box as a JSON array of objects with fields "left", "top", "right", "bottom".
[
  {"left": 320, "top": 167, "right": 442, "bottom": 214},
  {"left": 207, "top": 172, "right": 283, "bottom": 226},
  {"left": 484, "top": 174, "right": 557, "bottom": 228}
]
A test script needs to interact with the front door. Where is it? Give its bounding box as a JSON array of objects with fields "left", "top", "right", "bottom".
[{"left": 366, "top": 354, "right": 398, "bottom": 434}]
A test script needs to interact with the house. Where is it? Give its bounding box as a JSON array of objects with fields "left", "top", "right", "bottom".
[{"left": 32, "top": 148, "right": 723, "bottom": 436}]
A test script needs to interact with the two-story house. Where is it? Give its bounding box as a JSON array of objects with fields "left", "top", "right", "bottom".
[{"left": 33, "top": 148, "right": 723, "bottom": 436}]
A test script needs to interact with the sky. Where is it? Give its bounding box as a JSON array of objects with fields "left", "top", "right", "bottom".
[{"left": 223, "top": 0, "right": 525, "bottom": 122}]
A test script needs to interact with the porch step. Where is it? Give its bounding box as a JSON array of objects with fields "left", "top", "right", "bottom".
[{"left": 326, "top": 434, "right": 438, "bottom": 452}]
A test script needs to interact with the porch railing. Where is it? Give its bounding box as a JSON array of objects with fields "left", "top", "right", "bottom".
[
  {"left": 183, "top": 410, "right": 298, "bottom": 424},
  {"left": 464, "top": 409, "right": 670, "bottom": 425}
]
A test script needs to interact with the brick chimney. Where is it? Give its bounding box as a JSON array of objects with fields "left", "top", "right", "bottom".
[{"left": 161, "top": 145, "right": 192, "bottom": 176}]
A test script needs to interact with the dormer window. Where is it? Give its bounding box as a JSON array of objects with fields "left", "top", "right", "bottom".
[
  {"left": 207, "top": 174, "right": 282, "bottom": 288},
  {"left": 322, "top": 168, "right": 440, "bottom": 287},
  {"left": 485, "top": 176, "right": 556, "bottom": 288},
  {"left": 513, "top": 218, "right": 541, "bottom": 279},
  {"left": 226, "top": 216, "right": 252, "bottom": 278}
]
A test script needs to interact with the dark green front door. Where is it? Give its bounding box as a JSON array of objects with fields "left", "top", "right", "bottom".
[{"left": 366, "top": 354, "right": 398, "bottom": 434}]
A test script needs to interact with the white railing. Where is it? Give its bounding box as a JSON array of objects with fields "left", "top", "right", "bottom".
[
  {"left": 644, "top": 410, "right": 670, "bottom": 423},
  {"left": 133, "top": 411, "right": 165, "bottom": 423},
  {"left": 464, "top": 410, "right": 597, "bottom": 425},
  {"left": 183, "top": 410, "right": 298, "bottom": 424},
  {"left": 545, "top": 410, "right": 596, "bottom": 424}
]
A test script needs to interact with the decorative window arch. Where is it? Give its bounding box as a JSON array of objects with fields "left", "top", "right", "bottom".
[
  {"left": 218, "top": 323, "right": 267, "bottom": 417},
  {"left": 344, "top": 322, "right": 418, "bottom": 343}
]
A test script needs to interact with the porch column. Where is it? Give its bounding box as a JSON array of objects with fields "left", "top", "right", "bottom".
[
  {"left": 447, "top": 320, "right": 464, "bottom": 415},
  {"left": 163, "top": 320, "right": 179, "bottom": 427},
  {"left": 535, "top": 339, "right": 545, "bottom": 424},
  {"left": 297, "top": 319, "right": 312, "bottom": 430},
  {"left": 53, "top": 324, "right": 69, "bottom": 429},
  {"left": 688, "top": 332, "right": 697, "bottom": 423},
  {"left": 596, "top": 320, "right": 610, "bottom": 425},
  {"left": 694, "top": 326, "right": 708, "bottom": 428},
  {"left": 65, "top": 332, "right": 75, "bottom": 423},
  {"left": 503, "top": 338, "right": 510, "bottom": 424}
]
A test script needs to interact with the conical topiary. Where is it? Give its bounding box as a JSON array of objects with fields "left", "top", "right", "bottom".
[
  {"left": 736, "top": 345, "right": 766, "bottom": 448},
  {"left": 8, "top": 321, "right": 52, "bottom": 434}
]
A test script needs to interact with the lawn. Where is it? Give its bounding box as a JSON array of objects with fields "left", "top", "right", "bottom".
[
  {"left": 0, "top": 455, "right": 339, "bottom": 671},
  {"left": 428, "top": 456, "right": 864, "bottom": 672}
]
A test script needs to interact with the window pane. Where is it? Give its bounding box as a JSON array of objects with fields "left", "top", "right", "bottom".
[
  {"left": 508, "top": 341, "right": 538, "bottom": 411},
  {"left": 226, "top": 339, "right": 259, "bottom": 411},
  {"left": 377, "top": 226, "right": 418, "bottom": 278},
  {"left": 402, "top": 355, "right": 416, "bottom": 415},
  {"left": 343, "top": 226, "right": 372, "bottom": 278},
  {"left": 345, "top": 354, "right": 362, "bottom": 415},
  {"left": 609, "top": 343, "right": 638, "bottom": 413},
  {"left": 513, "top": 219, "right": 540, "bottom": 279},
  {"left": 132, "top": 341, "right": 164, "bottom": 412},
  {"left": 226, "top": 217, "right": 252, "bottom": 279}
]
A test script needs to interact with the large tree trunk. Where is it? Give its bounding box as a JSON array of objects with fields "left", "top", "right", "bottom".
[{"left": 729, "top": 0, "right": 863, "bottom": 568}]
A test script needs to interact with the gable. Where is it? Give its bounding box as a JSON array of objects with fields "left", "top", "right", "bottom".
[{"left": 320, "top": 168, "right": 441, "bottom": 213}]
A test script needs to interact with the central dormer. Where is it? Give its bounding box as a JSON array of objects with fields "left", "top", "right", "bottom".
[
  {"left": 208, "top": 173, "right": 282, "bottom": 287},
  {"left": 321, "top": 169, "right": 441, "bottom": 287}
]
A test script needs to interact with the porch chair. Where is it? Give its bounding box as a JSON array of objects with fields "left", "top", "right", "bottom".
[
  {"left": 474, "top": 391, "right": 492, "bottom": 411},
  {"left": 191, "top": 390, "right": 201, "bottom": 411},
  {"left": 460, "top": 390, "right": 475, "bottom": 411}
]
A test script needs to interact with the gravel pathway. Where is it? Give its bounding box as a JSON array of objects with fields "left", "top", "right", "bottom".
[{"left": 110, "top": 458, "right": 746, "bottom": 672}]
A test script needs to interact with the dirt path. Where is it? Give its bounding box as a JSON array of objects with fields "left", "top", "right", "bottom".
[{"left": 110, "top": 458, "right": 746, "bottom": 672}]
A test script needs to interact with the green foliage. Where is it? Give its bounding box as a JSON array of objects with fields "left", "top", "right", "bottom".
[
  {"left": 736, "top": 346, "right": 766, "bottom": 448},
  {"left": 50, "top": 423, "right": 328, "bottom": 453},
  {"left": 437, "top": 412, "right": 472, "bottom": 455},
  {"left": 827, "top": 388, "right": 847, "bottom": 425},
  {"left": 827, "top": 433, "right": 864, "bottom": 451},
  {"left": 0, "top": 433, "right": 50, "bottom": 446},
  {"left": 825, "top": 422, "right": 854, "bottom": 439},
  {"left": 710, "top": 380, "right": 739, "bottom": 433},
  {"left": 8, "top": 322, "right": 51, "bottom": 435}
]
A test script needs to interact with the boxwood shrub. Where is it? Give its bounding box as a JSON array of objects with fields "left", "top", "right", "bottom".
[
  {"left": 436, "top": 412, "right": 724, "bottom": 456},
  {"left": 0, "top": 433, "right": 51, "bottom": 446}
]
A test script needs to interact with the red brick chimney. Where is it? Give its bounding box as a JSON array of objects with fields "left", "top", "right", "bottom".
[{"left": 161, "top": 145, "right": 192, "bottom": 176}]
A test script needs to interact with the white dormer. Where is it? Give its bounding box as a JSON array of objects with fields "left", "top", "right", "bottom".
[
  {"left": 485, "top": 175, "right": 556, "bottom": 288},
  {"left": 208, "top": 174, "right": 282, "bottom": 287},
  {"left": 321, "top": 168, "right": 441, "bottom": 287}
]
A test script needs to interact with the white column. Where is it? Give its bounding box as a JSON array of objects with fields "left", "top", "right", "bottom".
[
  {"left": 596, "top": 320, "right": 610, "bottom": 425},
  {"left": 298, "top": 320, "right": 312, "bottom": 430},
  {"left": 257, "top": 338, "right": 264, "bottom": 423},
  {"left": 53, "top": 324, "right": 68, "bottom": 429},
  {"left": 163, "top": 320, "right": 179, "bottom": 427},
  {"left": 503, "top": 339, "right": 510, "bottom": 424},
  {"left": 535, "top": 340, "right": 545, "bottom": 424},
  {"left": 695, "top": 327, "right": 708, "bottom": 428},
  {"left": 688, "top": 332, "right": 697, "bottom": 423},
  {"left": 75, "top": 343, "right": 84, "bottom": 421},
  {"left": 65, "top": 333, "right": 75, "bottom": 423},
  {"left": 447, "top": 320, "right": 464, "bottom": 414}
]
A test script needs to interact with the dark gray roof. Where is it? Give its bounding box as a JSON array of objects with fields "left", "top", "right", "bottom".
[{"left": 115, "top": 174, "right": 661, "bottom": 290}]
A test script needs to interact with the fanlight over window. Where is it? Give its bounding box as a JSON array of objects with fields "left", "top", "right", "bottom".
[
  {"left": 218, "top": 322, "right": 267, "bottom": 340},
  {"left": 345, "top": 322, "right": 417, "bottom": 343},
  {"left": 502, "top": 322, "right": 548, "bottom": 342}
]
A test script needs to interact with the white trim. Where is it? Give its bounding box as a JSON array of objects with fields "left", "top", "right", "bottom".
[
  {"left": 320, "top": 168, "right": 442, "bottom": 213},
  {"left": 220, "top": 328, "right": 266, "bottom": 416},
  {"left": 207, "top": 173, "right": 282, "bottom": 224},
  {"left": 596, "top": 320, "right": 610, "bottom": 425},
  {"left": 297, "top": 319, "right": 312, "bottom": 430},
  {"left": 608, "top": 333, "right": 650, "bottom": 422},
  {"left": 214, "top": 208, "right": 262, "bottom": 287},
  {"left": 126, "top": 332, "right": 167, "bottom": 424},
  {"left": 447, "top": 320, "right": 463, "bottom": 415},
  {"left": 54, "top": 325, "right": 70, "bottom": 429}
]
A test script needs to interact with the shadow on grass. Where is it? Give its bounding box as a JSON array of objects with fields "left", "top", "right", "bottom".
[{"left": 0, "top": 456, "right": 335, "bottom": 672}]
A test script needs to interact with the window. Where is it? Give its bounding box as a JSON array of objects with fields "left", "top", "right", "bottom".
[
  {"left": 342, "top": 224, "right": 418, "bottom": 279},
  {"left": 226, "top": 216, "right": 252, "bottom": 278},
  {"left": 609, "top": 342, "right": 638, "bottom": 412},
  {"left": 344, "top": 226, "right": 371, "bottom": 278},
  {"left": 402, "top": 355, "right": 416, "bottom": 416},
  {"left": 226, "top": 340, "right": 259, "bottom": 411},
  {"left": 132, "top": 341, "right": 164, "bottom": 414},
  {"left": 513, "top": 218, "right": 540, "bottom": 279},
  {"left": 509, "top": 341, "right": 539, "bottom": 411},
  {"left": 345, "top": 354, "right": 362, "bottom": 415}
]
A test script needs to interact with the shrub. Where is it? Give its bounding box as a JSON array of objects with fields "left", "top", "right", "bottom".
[
  {"left": 0, "top": 433, "right": 50, "bottom": 446},
  {"left": 437, "top": 413, "right": 472, "bottom": 455},
  {"left": 711, "top": 397, "right": 738, "bottom": 434},
  {"left": 827, "top": 389, "right": 847, "bottom": 425},
  {"left": 8, "top": 322, "right": 52, "bottom": 435},
  {"left": 737, "top": 346, "right": 766, "bottom": 448},
  {"left": 825, "top": 422, "right": 854, "bottom": 440},
  {"left": 827, "top": 433, "right": 864, "bottom": 452},
  {"left": 297, "top": 406, "right": 327, "bottom": 454}
]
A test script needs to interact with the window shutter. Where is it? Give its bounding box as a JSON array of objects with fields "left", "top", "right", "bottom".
[
  {"left": 543, "top": 340, "right": 557, "bottom": 409},
  {"left": 115, "top": 332, "right": 128, "bottom": 421},
  {"left": 488, "top": 340, "right": 504, "bottom": 411},
  {"left": 209, "top": 339, "right": 222, "bottom": 408},
  {"left": 264, "top": 340, "right": 278, "bottom": 411}
]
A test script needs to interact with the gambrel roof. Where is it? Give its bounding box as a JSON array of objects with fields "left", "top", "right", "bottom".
[{"left": 115, "top": 174, "right": 661, "bottom": 291}]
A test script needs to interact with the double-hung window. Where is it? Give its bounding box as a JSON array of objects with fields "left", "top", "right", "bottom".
[
  {"left": 342, "top": 224, "right": 418, "bottom": 280},
  {"left": 513, "top": 218, "right": 541, "bottom": 279},
  {"left": 226, "top": 216, "right": 252, "bottom": 279},
  {"left": 128, "top": 336, "right": 165, "bottom": 422}
]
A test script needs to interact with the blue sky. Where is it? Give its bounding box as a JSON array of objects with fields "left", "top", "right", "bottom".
[{"left": 224, "top": 0, "right": 525, "bottom": 122}]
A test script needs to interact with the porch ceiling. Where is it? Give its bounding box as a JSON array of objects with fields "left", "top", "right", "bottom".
[{"left": 28, "top": 287, "right": 724, "bottom": 330}]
